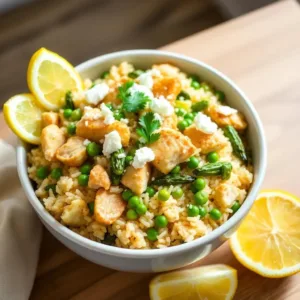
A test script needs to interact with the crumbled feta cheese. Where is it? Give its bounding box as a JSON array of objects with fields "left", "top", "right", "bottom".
[
  {"left": 132, "top": 147, "right": 155, "bottom": 169},
  {"left": 117, "top": 153, "right": 126, "bottom": 159},
  {"left": 150, "top": 96, "right": 174, "bottom": 116},
  {"left": 217, "top": 105, "right": 238, "bottom": 116},
  {"left": 120, "top": 118, "right": 129, "bottom": 124},
  {"left": 138, "top": 71, "right": 154, "bottom": 89},
  {"left": 153, "top": 113, "right": 163, "bottom": 123},
  {"left": 194, "top": 112, "right": 218, "bottom": 134},
  {"left": 85, "top": 83, "right": 109, "bottom": 105},
  {"left": 83, "top": 107, "right": 102, "bottom": 120},
  {"left": 129, "top": 83, "right": 153, "bottom": 99},
  {"left": 103, "top": 130, "right": 122, "bottom": 157},
  {"left": 99, "top": 103, "right": 115, "bottom": 125},
  {"left": 83, "top": 139, "right": 91, "bottom": 146}
]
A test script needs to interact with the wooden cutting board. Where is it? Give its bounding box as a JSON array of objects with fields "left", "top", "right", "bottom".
[{"left": 1, "top": 0, "right": 300, "bottom": 299}]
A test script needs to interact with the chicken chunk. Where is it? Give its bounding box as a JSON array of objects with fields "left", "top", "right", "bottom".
[
  {"left": 42, "top": 112, "right": 59, "bottom": 127},
  {"left": 213, "top": 183, "right": 239, "bottom": 208},
  {"left": 76, "top": 118, "right": 130, "bottom": 146},
  {"left": 88, "top": 165, "right": 111, "bottom": 190},
  {"left": 152, "top": 77, "right": 181, "bottom": 102},
  {"left": 61, "top": 199, "right": 90, "bottom": 227},
  {"left": 209, "top": 105, "right": 247, "bottom": 131},
  {"left": 56, "top": 136, "right": 87, "bottom": 167},
  {"left": 184, "top": 125, "right": 227, "bottom": 154},
  {"left": 94, "top": 189, "right": 126, "bottom": 225},
  {"left": 121, "top": 164, "right": 151, "bottom": 195},
  {"left": 150, "top": 128, "right": 196, "bottom": 174},
  {"left": 41, "top": 124, "right": 65, "bottom": 161}
]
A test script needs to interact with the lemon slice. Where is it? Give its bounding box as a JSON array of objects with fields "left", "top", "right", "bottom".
[
  {"left": 149, "top": 264, "right": 237, "bottom": 300},
  {"left": 27, "top": 48, "right": 83, "bottom": 110},
  {"left": 230, "top": 190, "right": 300, "bottom": 278},
  {"left": 4, "top": 94, "right": 44, "bottom": 144}
]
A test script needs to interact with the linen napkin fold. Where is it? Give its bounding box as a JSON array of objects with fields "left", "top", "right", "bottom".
[{"left": 0, "top": 140, "right": 42, "bottom": 300}]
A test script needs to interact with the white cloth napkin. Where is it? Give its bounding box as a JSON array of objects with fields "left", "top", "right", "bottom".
[{"left": 0, "top": 140, "right": 42, "bottom": 300}]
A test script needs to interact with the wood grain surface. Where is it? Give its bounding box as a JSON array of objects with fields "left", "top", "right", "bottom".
[{"left": 1, "top": 0, "right": 300, "bottom": 299}]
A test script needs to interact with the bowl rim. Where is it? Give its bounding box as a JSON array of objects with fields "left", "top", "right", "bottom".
[{"left": 17, "top": 49, "right": 267, "bottom": 258}]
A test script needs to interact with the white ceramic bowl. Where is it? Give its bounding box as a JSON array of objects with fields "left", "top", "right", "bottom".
[{"left": 17, "top": 50, "right": 267, "bottom": 272}]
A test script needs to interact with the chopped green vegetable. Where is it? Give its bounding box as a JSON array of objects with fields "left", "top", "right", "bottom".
[
  {"left": 146, "top": 228, "right": 158, "bottom": 241},
  {"left": 223, "top": 125, "right": 248, "bottom": 163},
  {"left": 215, "top": 90, "right": 225, "bottom": 102},
  {"left": 65, "top": 91, "right": 74, "bottom": 110},
  {"left": 113, "top": 110, "right": 125, "bottom": 121},
  {"left": 152, "top": 174, "right": 195, "bottom": 186},
  {"left": 191, "top": 100, "right": 209, "bottom": 112},
  {"left": 111, "top": 173, "right": 121, "bottom": 185},
  {"left": 193, "top": 162, "right": 232, "bottom": 180},
  {"left": 118, "top": 81, "right": 150, "bottom": 112},
  {"left": 176, "top": 91, "right": 190, "bottom": 100},
  {"left": 206, "top": 151, "right": 219, "bottom": 163},
  {"left": 51, "top": 168, "right": 63, "bottom": 180},
  {"left": 158, "top": 189, "right": 170, "bottom": 201},
  {"left": 110, "top": 149, "right": 126, "bottom": 175},
  {"left": 88, "top": 202, "right": 94, "bottom": 214},
  {"left": 155, "top": 215, "right": 168, "bottom": 228},
  {"left": 36, "top": 166, "right": 49, "bottom": 179},
  {"left": 128, "top": 69, "right": 144, "bottom": 79},
  {"left": 100, "top": 71, "right": 109, "bottom": 79},
  {"left": 125, "top": 155, "right": 133, "bottom": 166},
  {"left": 136, "top": 112, "right": 161, "bottom": 144},
  {"left": 105, "top": 103, "right": 114, "bottom": 110}
]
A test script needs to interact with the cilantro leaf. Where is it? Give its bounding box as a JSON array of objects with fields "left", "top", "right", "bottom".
[
  {"left": 118, "top": 81, "right": 151, "bottom": 113},
  {"left": 136, "top": 112, "right": 161, "bottom": 144}
]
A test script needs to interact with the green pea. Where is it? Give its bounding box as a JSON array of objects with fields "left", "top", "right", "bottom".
[
  {"left": 136, "top": 203, "right": 147, "bottom": 215},
  {"left": 187, "top": 156, "right": 199, "bottom": 169},
  {"left": 216, "top": 90, "right": 225, "bottom": 102},
  {"left": 170, "top": 165, "right": 181, "bottom": 174},
  {"left": 125, "top": 155, "right": 133, "bottom": 166},
  {"left": 67, "top": 123, "right": 76, "bottom": 135},
  {"left": 185, "top": 118, "right": 193, "bottom": 126},
  {"left": 187, "top": 205, "right": 200, "bottom": 217},
  {"left": 127, "top": 209, "right": 138, "bottom": 220},
  {"left": 175, "top": 108, "right": 186, "bottom": 117},
  {"left": 122, "top": 189, "right": 134, "bottom": 201},
  {"left": 158, "top": 189, "right": 170, "bottom": 201},
  {"left": 128, "top": 70, "right": 144, "bottom": 79},
  {"left": 177, "top": 120, "right": 188, "bottom": 131},
  {"left": 78, "top": 174, "right": 89, "bottom": 186},
  {"left": 176, "top": 91, "right": 190, "bottom": 100},
  {"left": 146, "top": 228, "right": 158, "bottom": 241},
  {"left": 128, "top": 196, "right": 141, "bottom": 209},
  {"left": 191, "top": 100, "right": 209, "bottom": 112},
  {"left": 189, "top": 75, "right": 200, "bottom": 82},
  {"left": 199, "top": 206, "right": 207, "bottom": 218},
  {"left": 88, "top": 202, "right": 94, "bottom": 214},
  {"left": 155, "top": 215, "right": 168, "bottom": 228},
  {"left": 80, "top": 163, "right": 93, "bottom": 175},
  {"left": 113, "top": 110, "right": 125, "bottom": 121},
  {"left": 105, "top": 103, "right": 114, "bottom": 110},
  {"left": 146, "top": 187, "right": 156, "bottom": 197},
  {"left": 207, "top": 151, "right": 219, "bottom": 163},
  {"left": 191, "top": 80, "right": 201, "bottom": 89},
  {"left": 51, "top": 168, "right": 63, "bottom": 180},
  {"left": 191, "top": 184, "right": 199, "bottom": 194},
  {"left": 70, "top": 108, "right": 82, "bottom": 121},
  {"left": 172, "top": 187, "right": 184, "bottom": 199},
  {"left": 63, "top": 108, "right": 73, "bottom": 119},
  {"left": 100, "top": 71, "right": 109, "bottom": 79},
  {"left": 194, "top": 191, "right": 208, "bottom": 206},
  {"left": 209, "top": 208, "right": 222, "bottom": 220},
  {"left": 36, "top": 166, "right": 49, "bottom": 179},
  {"left": 86, "top": 142, "right": 101, "bottom": 157},
  {"left": 45, "top": 184, "right": 56, "bottom": 193},
  {"left": 231, "top": 201, "right": 241, "bottom": 213},
  {"left": 184, "top": 113, "right": 195, "bottom": 120},
  {"left": 192, "top": 178, "right": 206, "bottom": 191}
]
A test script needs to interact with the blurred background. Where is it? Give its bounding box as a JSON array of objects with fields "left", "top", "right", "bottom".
[{"left": 0, "top": 0, "right": 278, "bottom": 107}]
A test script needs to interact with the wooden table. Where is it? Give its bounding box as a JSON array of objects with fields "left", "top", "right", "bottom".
[{"left": 1, "top": 0, "right": 300, "bottom": 299}]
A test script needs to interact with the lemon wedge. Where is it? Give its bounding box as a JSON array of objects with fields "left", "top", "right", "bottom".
[
  {"left": 4, "top": 94, "right": 44, "bottom": 144},
  {"left": 149, "top": 264, "right": 237, "bottom": 300},
  {"left": 230, "top": 190, "right": 300, "bottom": 278},
  {"left": 27, "top": 48, "right": 83, "bottom": 110}
]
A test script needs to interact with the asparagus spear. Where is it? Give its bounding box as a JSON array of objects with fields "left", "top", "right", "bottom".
[
  {"left": 151, "top": 174, "right": 195, "bottom": 186},
  {"left": 223, "top": 125, "right": 248, "bottom": 163},
  {"left": 65, "top": 91, "right": 74, "bottom": 110},
  {"left": 110, "top": 149, "right": 126, "bottom": 175},
  {"left": 193, "top": 162, "right": 232, "bottom": 180}
]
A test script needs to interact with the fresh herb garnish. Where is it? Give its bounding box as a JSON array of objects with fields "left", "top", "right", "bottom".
[
  {"left": 118, "top": 81, "right": 150, "bottom": 113},
  {"left": 136, "top": 112, "right": 161, "bottom": 144}
]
